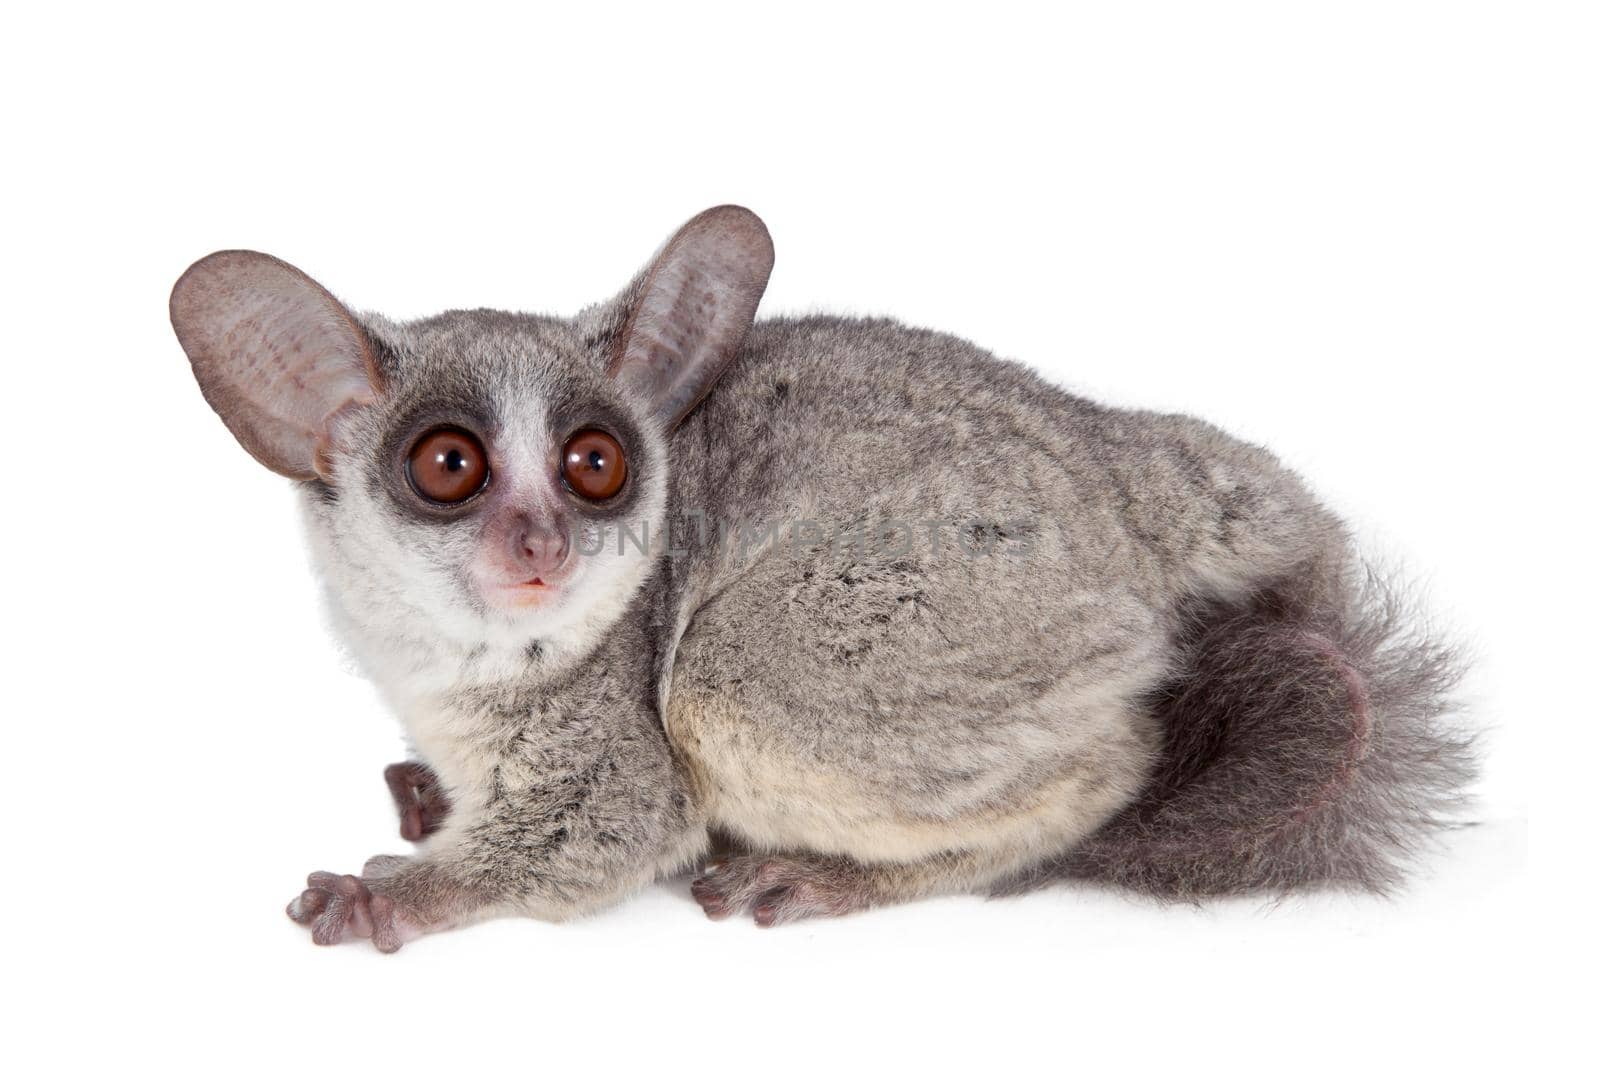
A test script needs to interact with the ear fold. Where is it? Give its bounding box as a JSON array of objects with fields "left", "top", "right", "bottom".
[
  {"left": 608, "top": 205, "right": 774, "bottom": 428},
  {"left": 170, "top": 251, "right": 381, "bottom": 481}
]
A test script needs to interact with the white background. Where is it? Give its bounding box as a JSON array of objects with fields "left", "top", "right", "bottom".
[{"left": 4, "top": 1, "right": 1584, "bottom": 1063}]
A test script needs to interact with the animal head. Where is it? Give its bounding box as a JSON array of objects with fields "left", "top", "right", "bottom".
[{"left": 171, "top": 206, "right": 773, "bottom": 671}]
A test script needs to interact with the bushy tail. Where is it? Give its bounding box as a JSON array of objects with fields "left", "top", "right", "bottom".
[{"left": 1029, "top": 564, "right": 1477, "bottom": 899}]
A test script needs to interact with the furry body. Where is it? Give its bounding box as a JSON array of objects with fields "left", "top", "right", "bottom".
[{"left": 306, "top": 314, "right": 1460, "bottom": 934}]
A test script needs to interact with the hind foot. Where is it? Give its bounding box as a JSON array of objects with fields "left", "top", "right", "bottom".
[{"left": 691, "top": 854, "right": 876, "bottom": 927}]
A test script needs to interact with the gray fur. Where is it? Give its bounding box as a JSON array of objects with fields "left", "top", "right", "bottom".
[{"left": 173, "top": 207, "right": 1476, "bottom": 947}]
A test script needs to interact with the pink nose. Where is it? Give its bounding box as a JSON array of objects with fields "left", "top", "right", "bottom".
[{"left": 510, "top": 516, "right": 570, "bottom": 578}]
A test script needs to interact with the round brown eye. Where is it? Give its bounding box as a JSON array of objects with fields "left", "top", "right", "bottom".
[
  {"left": 562, "top": 429, "right": 627, "bottom": 501},
  {"left": 407, "top": 427, "right": 489, "bottom": 504}
]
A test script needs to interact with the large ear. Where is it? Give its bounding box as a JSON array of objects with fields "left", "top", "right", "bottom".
[
  {"left": 608, "top": 205, "right": 774, "bottom": 428},
  {"left": 170, "top": 251, "right": 381, "bottom": 481}
]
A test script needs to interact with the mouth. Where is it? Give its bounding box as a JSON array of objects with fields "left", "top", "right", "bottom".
[{"left": 484, "top": 575, "right": 564, "bottom": 609}]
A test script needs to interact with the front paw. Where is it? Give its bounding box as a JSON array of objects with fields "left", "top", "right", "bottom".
[
  {"left": 384, "top": 761, "right": 451, "bottom": 841},
  {"left": 286, "top": 871, "right": 411, "bottom": 953}
]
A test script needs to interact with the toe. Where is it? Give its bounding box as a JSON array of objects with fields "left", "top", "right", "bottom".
[
  {"left": 752, "top": 887, "right": 793, "bottom": 927},
  {"left": 310, "top": 894, "right": 350, "bottom": 945},
  {"left": 287, "top": 887, "right": 329, "bottom": 924},
  {"left": 369, "top": 894, "right": 405, "bottom": 954},
  {"left": 400, "top": 808, "right": 424, "bottom": 841},
  {"left": 690, "top": 878, "right": 733, "bottom": 919}
]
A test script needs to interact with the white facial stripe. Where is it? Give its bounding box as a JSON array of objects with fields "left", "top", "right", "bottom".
[{"left": 491, "top": 385, "right": 556, "bottom": 510}]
